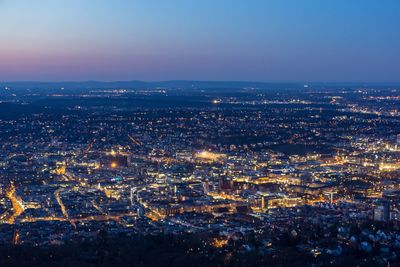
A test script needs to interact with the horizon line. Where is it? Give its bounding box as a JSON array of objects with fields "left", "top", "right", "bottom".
[{"left": 1, "top": 80, "right": 400, "bottom": 85}]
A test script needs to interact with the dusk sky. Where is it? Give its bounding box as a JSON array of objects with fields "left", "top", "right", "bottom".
[{"left": 1, "top": 0, "right": 399, "bottom": 82}]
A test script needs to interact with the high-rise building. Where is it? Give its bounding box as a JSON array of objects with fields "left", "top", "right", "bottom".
[{"left": 373, "top": 201, "right": 390, "bottom": 222}]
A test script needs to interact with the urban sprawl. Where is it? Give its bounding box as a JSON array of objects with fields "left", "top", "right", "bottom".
[{"left": 0, "top": 84, "right": 400, "bottom": 265}]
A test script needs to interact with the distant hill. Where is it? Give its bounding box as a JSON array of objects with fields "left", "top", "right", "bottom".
[
  {"left": 2, "top": 80, "right": 398, "bottom": 90},
  {"left": 0, "top": 80, "right": 304, "bottom": 90}
]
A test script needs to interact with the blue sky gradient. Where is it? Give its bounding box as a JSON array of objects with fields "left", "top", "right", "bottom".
[{"left": 0, "top": 0, "right": 399, "bottom": 82}]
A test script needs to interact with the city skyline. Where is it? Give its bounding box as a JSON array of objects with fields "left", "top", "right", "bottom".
[
  {"left": 1, "top": 0, "right": 400, "bottom": 82},
  {"left": 1, "top": 1, "right": 400, "bottom": 266}
]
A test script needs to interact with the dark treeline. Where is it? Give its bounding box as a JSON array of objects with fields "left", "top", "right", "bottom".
[{"left": 0, "top": 232, "right": 382, "bottom": 267}]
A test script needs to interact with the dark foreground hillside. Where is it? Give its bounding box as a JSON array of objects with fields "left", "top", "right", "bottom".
[{"left": 0, "top": 232, "right": 392, "bottom": 267}]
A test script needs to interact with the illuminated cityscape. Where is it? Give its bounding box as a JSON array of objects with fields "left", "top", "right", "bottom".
[
  {"left": 0, "top": 83, "right": 399, "bottom": 265},
  {"left": 1, "top": 0, "right": 400, "bottom": 266}
]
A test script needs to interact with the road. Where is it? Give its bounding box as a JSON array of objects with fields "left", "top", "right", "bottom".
[
  {"left": 6, "top": 183, "right": 24, "bottom": 224},
  {"left": 54, "top": 188, "right": 76, "bottom": 228}
]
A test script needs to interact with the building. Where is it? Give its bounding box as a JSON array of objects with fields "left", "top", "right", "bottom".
[{"left": 373, "top": 201, "right": 390, "bottom": 222}]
